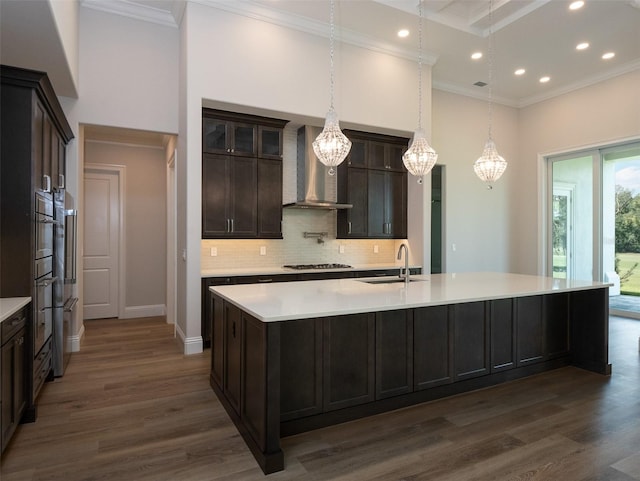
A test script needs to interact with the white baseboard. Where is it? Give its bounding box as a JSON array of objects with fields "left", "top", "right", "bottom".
[
  {"left": 175, "top": 323, "right": 203, "bottom": 355},
  {"left": 68, "top": 324, "right": 85, "bottom": 352},
  {"left": 121, "top": 304, "right": 166, "bottom": 319}
]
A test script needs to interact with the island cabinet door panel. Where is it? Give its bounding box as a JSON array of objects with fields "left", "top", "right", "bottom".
[
  {"left": 490, "top": 299, "right": 516, "bottom": 372},
  {"left": 242, "top": 314, "right": 269, "bottom": 451},
  {"left": 323, "top": 313, "right": 375, "bottom": 411},
  {"left": 224, "top": 302, "right": 242, "bottom": 415},
  {"left": 210, "top": 293, "right": 225, "bottom": 389},
  {"left": 280, "top": 319, "right": 323, "bottom": 421},
  {"left": 375, "top": 310, "right": 413, "bottom": 400},
  {"left": 453, "top": 302, "right": 490, "bottom": 381},
  {"left": 413, "top": 305, "right": 453, "bottom": 390},
  {"left": 516, "top": 296, "right": 544, "bottom": 366},
  {"left": 543, "top": 293, "right": 570, "bottom": 360}
]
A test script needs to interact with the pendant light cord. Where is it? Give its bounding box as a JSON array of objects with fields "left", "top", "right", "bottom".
[{"left": 329, "top": 0, "right": 335, "bottom": 111}]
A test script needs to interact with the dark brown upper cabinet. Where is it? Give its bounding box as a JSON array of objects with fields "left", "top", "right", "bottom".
[
  {"left": 337, "top": 130, "right": 408, "bottom": 239},
  {"left": 201, "top": 109, "right": 287, "bottom": 239}
]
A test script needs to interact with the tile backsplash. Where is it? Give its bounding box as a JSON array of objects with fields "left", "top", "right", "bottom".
[{"left": 201, "top": 209, "right": 402, "bottom": 270}]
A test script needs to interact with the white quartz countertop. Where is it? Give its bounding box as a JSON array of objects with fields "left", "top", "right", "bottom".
[
  {"left": 202, "top": 263, "right": 420, "bottom": 278},
  {"left": 0, "top": 297, "right": 31, "bottom": 323},
  {"left": 209, "top": 272, "right": 611, "bottom": 322}
]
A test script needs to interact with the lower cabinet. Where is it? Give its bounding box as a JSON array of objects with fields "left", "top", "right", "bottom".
[
  {"left": 1, "top": 313, "right": 26, "bottom": 454},
  {"left": 516, "top": 296, "right": 544, "bottom": 366},
  {"left": 281, "top": 319, "right": 323, "bottom": 421},
  {"left": 212, "top": 293, "right": 572, "bottom": 429},
  {"left": 323, "top": 313, "right": 375, "bottom": 411},
  {"left": 453, "top": 302, "right": 490, "bottom": 381},
  {"left": 490, "top": 298, "right": 516, "bottom": 372},
  {"left": 375, "top": 310, "right": 413, "bottom": 400},
  {"left": 414, "top": 305, "right": 453, "bottom": 390}
]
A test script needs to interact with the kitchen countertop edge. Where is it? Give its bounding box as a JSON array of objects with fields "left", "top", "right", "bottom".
[
  {"left": 1, "top": 297, "right": 31, "bottom": 323},
  {"left": 209, "top": 272, "right": 611, "bottom": 323}
]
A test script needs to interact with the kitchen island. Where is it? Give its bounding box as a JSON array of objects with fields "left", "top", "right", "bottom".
[{"left": 208, "top": 272, "right": 611, "bottom": 474}]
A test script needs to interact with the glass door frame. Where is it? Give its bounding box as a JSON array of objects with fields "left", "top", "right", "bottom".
[{"left": 544, "top": 149, "right": 603, "bottom": 282}]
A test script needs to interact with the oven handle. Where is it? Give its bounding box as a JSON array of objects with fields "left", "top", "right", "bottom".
[
  {"left": 36, "top": 276, "right": 57, "bottom": 287},
  {"left": 63, "top": 297, "right": 79, "bottom": 312}
]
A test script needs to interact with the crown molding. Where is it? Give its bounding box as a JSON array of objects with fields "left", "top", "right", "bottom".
[
  {"left": 191, "top": 0, "right": 438, "bottom": 65},
  {"left": 80, "top": 0, "right": 178, "bottom": 28},
  {"left": 517, "top": 59, "right": 640, "bottom": 108}
]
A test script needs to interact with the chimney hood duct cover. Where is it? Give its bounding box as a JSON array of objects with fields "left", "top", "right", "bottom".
[{"left": 284, "top": 126, "right": 352, "bottom": 209}]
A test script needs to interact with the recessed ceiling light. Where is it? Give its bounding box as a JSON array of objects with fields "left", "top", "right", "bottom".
[
  {"left": 397, "top": 29, "right": 410, "bottom": 38},
  {"left": 602, "top": 52, "right": 615, "bottom": 60},
  {"left": 471, "top": 52, "right": 483, "bottom": 60},
  {"left": 514, "top": 68, "right": 526, "bottom": 76},
  {"left": 569, "top": 1, "right": 584, "bottom": 10},
  {"left": 539, "top": 76, "right": 551, "bottom": 83},
  {"left": 576, "top": 42, "right": 589, "bottom": 50}
]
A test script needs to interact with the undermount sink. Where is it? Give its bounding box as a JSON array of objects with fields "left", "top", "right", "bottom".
[{"left": 359, "top": 277, "right": 425, "bottom": 284}]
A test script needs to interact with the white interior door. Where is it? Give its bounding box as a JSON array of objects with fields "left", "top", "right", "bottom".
[{"left": 83, "top": 170, "right": 120, "bottom": 319}]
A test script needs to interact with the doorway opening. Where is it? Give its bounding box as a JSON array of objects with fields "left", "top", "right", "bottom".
[{"left": 431, "top": 165, "right": 443, "bottom": 274}]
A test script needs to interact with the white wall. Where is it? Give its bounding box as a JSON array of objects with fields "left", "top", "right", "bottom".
[
  {"left": 177, "top": 2, "right": 434, "bottom": 353},
  {"left": 515, "top": 70, "right": 640, "bottom": 274},
  {"left": 432, "top": 89, "right": 518, "bottom": 273},
  {"left": 48, "top": 0, "right": 79, "bottom": 94},
  {"left": 78, "top": 7, "right": 179, "bottom": 133}
]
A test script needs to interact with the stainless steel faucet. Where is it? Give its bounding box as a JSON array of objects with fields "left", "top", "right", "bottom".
[{"left": 397, "top": 243, "right": 409, "bottom": 284}]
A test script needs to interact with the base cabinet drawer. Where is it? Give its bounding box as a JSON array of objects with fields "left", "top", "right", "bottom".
[{"left": 33, "top": 337, "right": 52, "bottom": 401}]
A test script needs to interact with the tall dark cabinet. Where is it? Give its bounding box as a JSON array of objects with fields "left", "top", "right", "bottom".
[
  {"left": 0, "top": 65, "right": 74, "bottom": 421},
  {"left": 337, "top": 130, "right": 408, "bottom": 239},
  {"left": 202, "top": 109, "right": 287, "bottom": 239}
]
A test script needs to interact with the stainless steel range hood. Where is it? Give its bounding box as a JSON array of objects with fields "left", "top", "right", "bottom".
[{"left": 283, "top": 126, "right": 352, "bottom": 210}]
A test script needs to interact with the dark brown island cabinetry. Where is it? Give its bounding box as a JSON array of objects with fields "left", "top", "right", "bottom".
[
  {"left": 209, "top": 287, "right": 609, "bottom": 474},
  {"left": 201, "top": 109, "right": 287, "bottom": 239},
  {"left": 337, "top": 130, "right": 408, "bottom": 239},
  {"left": 1, "top": 305, "right": 28, "bottom": 454},
  {"left": 1, "top": 66, "right": 74, "bottom": 425}
]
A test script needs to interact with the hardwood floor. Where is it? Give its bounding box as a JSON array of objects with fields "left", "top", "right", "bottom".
[{"left": 1, "top": 316, "right": 639, "bottom": 480}]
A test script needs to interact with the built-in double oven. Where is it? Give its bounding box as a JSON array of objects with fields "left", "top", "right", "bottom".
[{"left": 34, "top": 191, "right": 54, "bottom": 359}]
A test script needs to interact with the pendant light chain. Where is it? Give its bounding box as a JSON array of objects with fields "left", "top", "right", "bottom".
[
  {"left": 473, "top": 0, "right": 507, "bottom": 188},
  {"left": 417, "top": 0, "right": 423, "bottom": 130},
  {"left": 402, "top": 0, "right": 438, "bottom": 183},
  {"left": 312, "top": 0, "right": 352, "bottom": 176},
  {"left": 329, "top": 0, "right": 336, "bottom": 110},
  {"left": 487, "top": 0, "right": 494, "bottom": 139}
]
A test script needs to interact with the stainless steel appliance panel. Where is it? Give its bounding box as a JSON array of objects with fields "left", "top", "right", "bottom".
[
  {"left": 34, "top": 276, "right": 54, "bottom": 354},
  {"left": 52, "top": 191, "right": 76, "bottom": 376}
]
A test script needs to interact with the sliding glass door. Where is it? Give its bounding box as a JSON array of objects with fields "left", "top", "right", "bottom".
[
  {"left": 548, "top": 151, "right": 599, "bottom": 281},
  {"left": 546, "top": 141, "right": 640, "bottom": 317}
]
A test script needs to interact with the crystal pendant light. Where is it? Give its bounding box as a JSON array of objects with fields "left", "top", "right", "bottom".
[
  {"left": 402, "top": 0, "right": 437, "bottom": 185},
  {"left": 474, "top": 0, "right": 507, "bottom": 189},
  {"left": 313, "top": 0, "right": 351, "bottom": 176}
]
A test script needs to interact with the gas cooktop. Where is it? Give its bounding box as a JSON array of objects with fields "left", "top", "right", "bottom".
[{"left": 283, "top": 263, "right": 353, "bottom": 270}]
